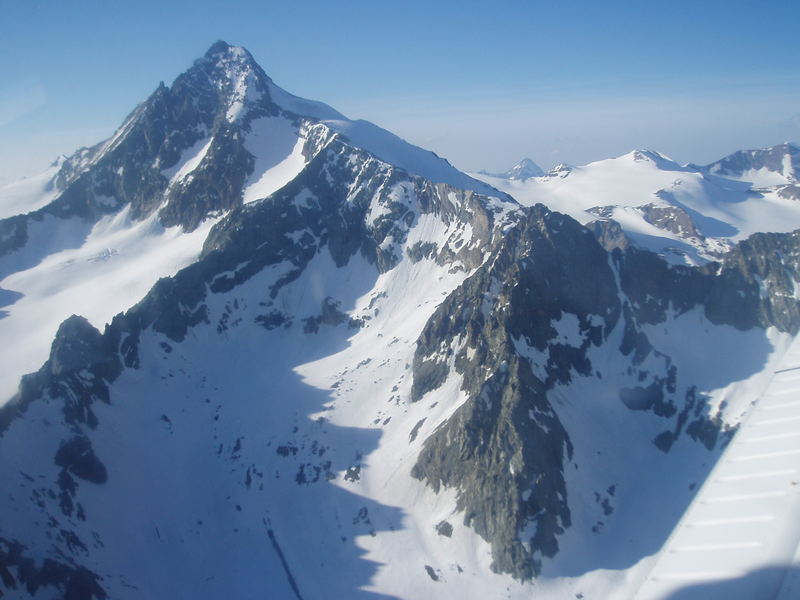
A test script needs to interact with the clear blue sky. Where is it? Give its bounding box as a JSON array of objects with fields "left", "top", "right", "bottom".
[{"left": 1, "top": 0, "right": 799, "bottom": 183}]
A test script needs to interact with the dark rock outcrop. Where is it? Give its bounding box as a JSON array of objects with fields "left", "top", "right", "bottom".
[{"left": 409, "top": 204, "right": 800, "bottom": 579}]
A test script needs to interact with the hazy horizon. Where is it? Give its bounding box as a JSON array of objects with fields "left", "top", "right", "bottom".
[{"left": 2, "top": 0, "right": 799, "bottom": 184}]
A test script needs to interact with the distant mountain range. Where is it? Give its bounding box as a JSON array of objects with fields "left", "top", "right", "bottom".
[
  {"left": 473, "top": 144, "right": 800, "bottom": 265},
  {"left": 0, "top": 41, "right": 798, "bottom": 600}
]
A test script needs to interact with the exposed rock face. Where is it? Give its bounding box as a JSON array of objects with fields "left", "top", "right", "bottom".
[
  {"left": 49, "top": 316, "right": 117, "bottom": 378},
  {"left": 703, "top": 142, "right": 799, "bottom": 183},
  {"left": 0, "top": 124, "right": 510, "bottom": 597},
  {"left": 544, "top": 163, "right": 572, "bottom": 179},
  {"left": 585, "top": 218, "right": 630, "bottom": 252},
  {"left": 408, "top": 206, "right": 800, "bottom": 579},
  {"left": 778, "top": 184, "right": 800, "bottom": 201},
  {"left": 0, "top": 314, "right": 123, "bottom": 436},
  {"left": 0, "top": 42, "right": 320, "bottom": 262},
  {"left": 0, "top": 537, "right": 106, "bottom": 600},
  {"left": 639, "top": 202, "right": 703, "bottom": 240},
  {"left": 704, "top": 230, "right": 800, "bottom": 333},
  {"left": 2, "top": 177, "right": 798, "bottom": 590},
  {"left": 410, "top": 208, "right": 616, "bottom": 576}
]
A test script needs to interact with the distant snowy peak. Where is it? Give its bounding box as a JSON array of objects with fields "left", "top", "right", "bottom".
[
  {"left": 471, "top": 145, "right": 800, "bottom": 266},
  {"left": 630, "top": 149, "right": 670, "bottom": 162},
  {"left": 481, "top": 157, "right": 544, "bottom": 180},
  {"left": 701, "top": 142, "right": 800, "bottom": 187},
  {"left": 2, "top": 40, "right": 501, "bottom": 238},
  {"left": 625, "top": 149, "right": 692, "bottom": 172},
  {"left": 543, "top": 163, "right": 572, "bottom": 178},
  {"left": 505, "top": 158, "right": 545, "bottom": 180}
]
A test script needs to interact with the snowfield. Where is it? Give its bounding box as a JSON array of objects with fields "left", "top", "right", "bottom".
[
  {"left": 472, "top": 149, "right": 800, "bottom": 265},
  {"left": 0, "top": 206, "right": 220, "bottom": 401},
  {"left": 0, "top": 160, "right": 62, "bottom": 220},
  {"left": 241, "top": 116, "right": 308, "bottom": 204}
]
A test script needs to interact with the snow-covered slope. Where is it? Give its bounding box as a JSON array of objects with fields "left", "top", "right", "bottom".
[
  {"left": 0, "top": 160, "right": 62, "bottom": 220},
  {"left": 0, "top": 208, "right": 220, "bottom": 402},
  {"left": 636, "top": 332, "right": 800, "bottom": 600},
  {"left": 323, "top": 118, "right": 500, "bottom": 197},
  {"left": 0, "top": 41, "right": 499, "bottom": 403},
  {"left": 2, "top": 157, "right": 798, "bottom": 598},
  {"left": 472, "top": 149, "right": 800, "bottom": 265},
  {"left": 0, "top": 132, "right": 519, "bottom": 598}
]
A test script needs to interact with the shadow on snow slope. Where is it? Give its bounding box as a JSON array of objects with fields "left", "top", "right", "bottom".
[
  {"left": 0, "top": 198, "right": 408, "bottom": 599},
  {"left": 662, "top": 564, "right": 800, "bottom": 600}
]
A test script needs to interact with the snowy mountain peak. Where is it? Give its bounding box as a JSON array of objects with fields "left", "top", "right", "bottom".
[
  {"left": 703, "top": 142, "right": 800, "bottom": 186},
  {"left": 204, "top": 39, "right": 247, "bottom": 60},
  {"left": 190, "top": 41, "right": 272, "bottom": 123},
  {"left": 2, "top": 41, "right": 501, "bottom": 243},
  {"left": 628, "top": 149, "right": 678, "bottom": 167},
  {"left": 201, "top": 40, "right": 265, "bottom": 81},
  {"left": 505, "top": 157, "right": 545, "bottom": 179},
  {"left": 618, "top": 149, "right": 697, "bottom": 175},
  {"left": 544, "top": 163, "right": 572, "bottom": 178},
  {"left": 196, "top": 41, "right": 345, "bottom": 123},
  {"left": 630, "top": 149, "right": 663, "bottom": 161},
  {"left": 479, "top": 157, "right": 544, "bottom": 180}
]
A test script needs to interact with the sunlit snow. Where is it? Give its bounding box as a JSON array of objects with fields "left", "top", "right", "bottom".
[
  {"left": 241, "top": 117, "right": 307, "bottom": 204},
  {"left": 0, "top": 206, "right": 220, "bottom": 401}
]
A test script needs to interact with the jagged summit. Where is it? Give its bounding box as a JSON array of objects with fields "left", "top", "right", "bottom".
[
  {"left": 0, "top": 41, "right": 506, "bottom": 402},
  {"left": 201, "top": 40, "right": 259, "bottom": 72},
  {"left": 480, "top": 157, "right": 544, "bottom": 180},
  {"left": 204, "top": 39, "right": 241, "bottom": 58},
  {"left": 200, "top": 40, "right": 270, "bottom": 80},
  {"left": 545, "top": 162, "right": 571, "bottom": 177},
  {"left": 180, "top": 41, "right": 346, "bottom": 125},
  {"left": 505, "top": 157, "right": 545, "bottom": 179},
  {"left": 2, "top": 41, "right": 497, "bottom": 238},
  {"left": 172, "top": 40, "right": 274, "bottom": 124}
]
